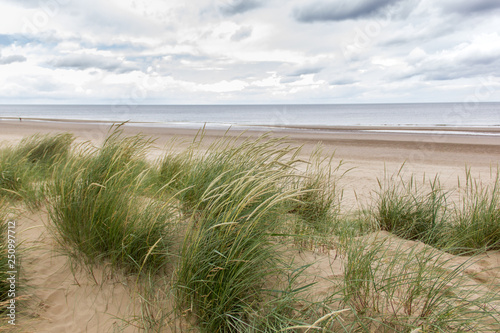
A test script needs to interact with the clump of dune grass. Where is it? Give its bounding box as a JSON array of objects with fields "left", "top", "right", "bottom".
[
  {"left": 0, "top": 146, "right": 45, "bottom": 211},
  {"left": 16, "top": 133, "right": 75, "bottom": 192},
  {"left": 156, "top": 133, "right": 348, "bottom": 331},
  {"left": 174, "top": 140, "right": 305, "bottom": 331},
  {"left": 0, "top": 133, "right": 75, "bottom": 209},
  {"left": 374, "top": 165, "right": 449, "bottom": 246},
  {"left": 88, "top": 127, "right": 151, "bottom": 183},
  {"left": 17, "top": 133, "right": 74, "bottom": 166},
  {"left": 446, "top": 169, "right": 500, "bottom": 254},
  {"left": 246, "top": 262, "right": 334, "bottom": 332},
  {"left": 156, "top": 139, "right": 192, "bottom": 192},
  {"left": 48, "top": 128, "right": 173, "bottom": 273},
  {"left": 285, "top": 146, "right": 351, "bottom": 251},
  {"left": 289, "top": 146, "right": 344, "bottom": 235},
  {"left": 159, "top": 132, "right": 301, "bottom": 214},
  {"left": 332, "top": 210, "right": 374, "bottom": 240},
  {"left": 331, "top": 236, "right": 500, "bottom": 332},
  {"left": 0, "top": 149, "right": 24, "bottom": 200}
]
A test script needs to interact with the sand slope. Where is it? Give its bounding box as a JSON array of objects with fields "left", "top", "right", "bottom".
[{"left": 17, "top": 211, "right": 140, "bottom": 332}]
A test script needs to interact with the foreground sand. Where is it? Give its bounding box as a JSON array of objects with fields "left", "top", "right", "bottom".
[{"left": 2, "top": 120, "right": 500, "bottom": 331}]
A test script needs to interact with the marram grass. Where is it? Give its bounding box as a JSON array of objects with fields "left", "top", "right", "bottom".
[
  {"left": 288, "top": 145, "right": 345, "bottom": 238},
  {"left": 17, "top": 132, "right": 74, "bottom": 165},
  {"left": 158, "top": 132, "right": 301, "bottom": 214},
  {"left": 446, "top": 169, "right": 500, "bottom": 254},
  {"left": 174, "top": 138, "right": 304, "bottom": 332},
  {"left": 48, "top": 129, "right": 173, "bottom": 274},
  {"left": 373, "top": 165, "right": 500, "bottom": 256},
  {"left": 0, "top": 133, "right": 74, "bottom": 208},
  {"left": 374, "top": 166, "right": 449, "bottom": 247},
  {"left": 332, "top": 236, "right": 500, "bottom": 332},
  {"left": 0, "top": 148, "right": 24, "bottom": 200}
]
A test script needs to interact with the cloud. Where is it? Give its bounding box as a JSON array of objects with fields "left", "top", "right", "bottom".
[
  {"left": 330, "top": 77, "right": 356, "bottom": 86},
  {"left": 0, "top": 54, "right": 27, "bottom": 65},
  {"left": 440, "top": 0, "right": 500, "bottom": 15},
  {"left": 402, "top": 34, "right": 500, "bottom": 81},
  {"left": 50, "top": 54, "right": 138, "bottom": 73},
  {"left": 199, "top": 79, "right": 248, "bottom": 92},
  {"left": 293, "top": 0, "right": 402, "bottom": 22},
  {"left": 219, "top": 0, "right": 262, "bottom": 16},
  {"left": 230, "top": 26, "right": 253, "bottom": 41},
  {"left": 280, "top": 77, "right": 300, "bottom": 84},
  {"left": 288, "top": 67, "right": 323, "bottom": 77},
  {"left": 94, "top": 42, "right": 147, "bottom": 52},
  {"left": 2, "top": 0, "right": 500, "bottom": 103}
]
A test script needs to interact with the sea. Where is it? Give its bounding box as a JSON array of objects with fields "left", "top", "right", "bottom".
[{"left": 1, "top": 103, "right": 499, "bottom": 132}]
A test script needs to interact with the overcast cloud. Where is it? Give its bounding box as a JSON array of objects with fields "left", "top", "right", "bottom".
[
  {"left": 0, "top": 0, "right": 499, "bottom": 103},
  {"left": 0, "top": 53, "right": 26, "bottom": 65},
  {"left": 293, "top": 0, "right": 404, "bottom": 22}
]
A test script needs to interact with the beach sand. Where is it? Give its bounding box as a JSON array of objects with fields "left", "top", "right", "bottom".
[
  {"left": 2, "top": 120, "right": 500, "bottom": 331},
  {"left": 3, "top": 119, "right": 499, "bottom": 207}
]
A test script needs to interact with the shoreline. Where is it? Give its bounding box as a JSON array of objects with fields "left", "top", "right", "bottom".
[
  {"left": 2, "top": 116, "right": 500, "bottom": 134},
  {"left": 1, "top": 118, "right": 500, "bottom": 168}
]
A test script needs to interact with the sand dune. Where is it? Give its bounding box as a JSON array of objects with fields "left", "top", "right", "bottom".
[{"left": 1, "top": 120, "right": 499, "bottom": 332}]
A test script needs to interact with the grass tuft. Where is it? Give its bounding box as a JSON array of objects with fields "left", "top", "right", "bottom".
[
  {"left": 174, "top": 136, "right": 303, "bottom": 332},
  {"left": 158, "top": 132, "right": 301, "bottom": 214},
  {"left": 374, "top": 165, "right": 449, "bottom": 246},
  {"left": 447, "top": 169, "right": 500, "bottom": 254},
  {"left": 334, "top": 235, "right": 500, "bottom": 332},
  {"left": 289, "top": 146, "right": 344, "bottom": 235},
  {"left": 0, "top": 150, "right": 24, "bottom": 200},
  {"left": 0, "top": 133, "right": 75, "bottom": 208},
  {"left": 48, "top": 128, "right": 173, "bottom": 273},
  {"left": 17, "top": 133, "right": 74, "bottom": 165}
]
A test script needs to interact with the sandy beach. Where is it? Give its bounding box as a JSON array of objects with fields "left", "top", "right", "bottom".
[{"left": 2, "top": 119, "right": 500, "bottom": 332}]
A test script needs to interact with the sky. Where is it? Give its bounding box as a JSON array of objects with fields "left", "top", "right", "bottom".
[{"left": 1, "top": 0, "right": 500, "bottom": 104}]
